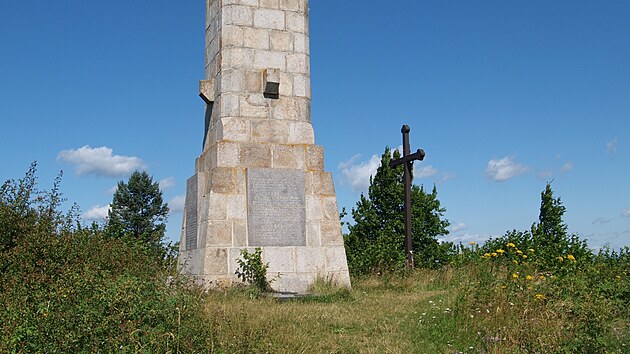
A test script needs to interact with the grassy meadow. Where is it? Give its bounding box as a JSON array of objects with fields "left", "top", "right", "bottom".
[
  {"left": 201, "top": 249, "right": 629, "bottom": 354},
  {"left": 2, "top": 168, "right": 629, "bottom": 353}
]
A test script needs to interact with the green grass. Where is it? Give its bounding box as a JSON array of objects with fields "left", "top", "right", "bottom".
[{"left": 199, "top": 257, "right": 629, "bottom": 354}]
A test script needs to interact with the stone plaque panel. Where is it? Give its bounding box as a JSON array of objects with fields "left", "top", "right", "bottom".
[
  {"left": 247, "top": 168, "right": 306, "bottom": 246},
  {"left": 185, "top": 174, "right": 198, "bottom": 250}
]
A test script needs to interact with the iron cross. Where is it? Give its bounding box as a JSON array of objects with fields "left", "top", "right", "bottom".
[{"left": 389, "top": 125, "right": 425, "bottom": 269}]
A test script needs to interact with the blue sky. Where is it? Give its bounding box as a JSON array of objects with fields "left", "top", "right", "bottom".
[{"left": 1, "top": 1, "right": 629, "bottom": 249}]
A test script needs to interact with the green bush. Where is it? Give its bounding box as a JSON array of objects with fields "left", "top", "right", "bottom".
[
  {"left": 0, "top": 165, "right": 214, "bottom": 352},
  {"left": 235, "top": 248, "right": 273, "bottom": 292}
]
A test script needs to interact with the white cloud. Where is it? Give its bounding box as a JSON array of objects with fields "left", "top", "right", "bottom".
[
  {"left": 82, "top": 204, "right": 110, "bottom": 221},
  {"left": 168, "top": 195, "right": 186, "bottom": 214},
  {"left": 415, "top": 165, "right": 438, "bottom": 178},
  {"left": 592, "top": 217, "right": 613, "bottom": 225},
  {"left": 57, "top": 145, "right": 145, "bottom": 178},
  {"left": 622, "top": 209, "right": 630, "bottom": 218},
  {"left": 485, "top": 156, "right": 528, "bottom": 182},
  {"left": 607, "top": 138, "right": 618, "bottom": 153},
  {"left": 159, "top": 177, "right": 176, "bottom": 190},
  {"left": 450, "top": 222, "right": 468, "bottom": 233},
  {"left": 560, "top": 162, "right": 574, "bottom": 173},
  {"left": 338, "top": 154, "right": 381, "bottom": 192},
  {"left": 438, "top": 233, "right": 490, "bottom": 246}
]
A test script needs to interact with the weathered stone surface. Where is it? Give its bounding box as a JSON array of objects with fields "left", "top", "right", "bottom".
[
  {"left": 321, "top": 196, "right": 340, "bottom": 221},
  {"left": 287, "top": 53, "right": 309, "bottom": 74},
  {"left": 221, "top": 69, "right": 246, "bottom": 93},
  {"left": 306, "top": 220, "right": 320, "bottom": 246},
  {"left": 223, "top": 5, "right": 253, "bottom": 26},
  {"left": 325, "top": 247, "right": 351, "bottom": 272},
  {"left": 243, "top": 27, "right": 269, "bottom": 49},
  {"left": 313, "top": 171, "right": 335, "bottom": 196},
  {"left": 288, "top": 121, "right": 314, "bottom": 144},
  {"left": 210, "top": 167, "right": 236, "bottom": 194},
  {"left": 226, "top": 194, "right": 246, "bottom": 219},
  {"left": 201, "top": 192, "right": 227, "bottom": 221},
  {"left": 272, "top": 144, "right": 304, "bottom": 169},
  {"left": 204, "top": 248, "right": 229, "bottom": 274},
  {"left": 305, "top": 195, "right": 321, "bottom": 221},
  {"left": 233, "top": 219, "right": 248, "bottom": 246},
  {"left": 222, "top": 48, "right": 254, "bottom": 68},
  {"left": 222, "top": 25, "right": 244, "bottom": 47},
  {"left": 247, "top": 168, "right": 306, "bottom": 246},
  {"left": 253, "top": 8, "right": 285, "bottom": 30},
  {"left": 293, "top": 32, "right": 308, "bottom": 53},
  {"left": 251, "top": 120, "right": 288, "bottom": 143},
  {"left": 279, "top": 0, "right": 300, "bottom": 11},
  {"left": 217, "top": 118, "right": 249, "bottom": 142},
  {"left": 239, "top": 143, "right": 272, "bottom": 167},
  {"left": 293, "top": 73, "right": 310, "bottom": 97},
  {"left": 286, "top": 11, "right": 307, "bottom": 33},
  {"left": 185, "top": 175, "right": 199, "bottom": 250},
  {"left": 216, "top": 141, "right": 239, "bottom": 167},
  {"left": 320, "top": 220, "right": 343, "bottom": 246},
  {"left": 206, "top": 221, "right": 233, "bottom": 246},
  {"left": 296, "top": 247, "right": 325, "bottom": 273},
  {"left": 270, "top": 31, "right": 293, "bottom": 51},
  {"left": 264, "top": 247, "right": 296, "bottom": 273},
  {"left": 305, "top": 145, "right": 324, "bottom": 170},
  {"left": 259, "top": 0, "right": 279, "bottom": 9},
  {"left": 254, "top": 50, "right": 286, "bottom": 70},
  {"left": 240, "top": 95, "right": 269, "bottom": 118}
]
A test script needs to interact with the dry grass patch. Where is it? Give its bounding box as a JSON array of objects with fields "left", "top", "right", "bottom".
[{"left": 204, "top": 274, "right": 445, "bottom": 353}]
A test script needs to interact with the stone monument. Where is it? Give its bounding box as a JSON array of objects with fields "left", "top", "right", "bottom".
[{"left": 179, "top": 0, "right": 351, "bottom": 293}]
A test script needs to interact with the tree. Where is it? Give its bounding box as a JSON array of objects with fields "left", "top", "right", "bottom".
[
  {"left": 344, "top": 147, "right": 451, "bottom": 275},
  {"left": 107, "top": 171, "right": 169, "bottom": 252},
  {"left": 530, "top": 182, "right": 589, "bottom": 267}
]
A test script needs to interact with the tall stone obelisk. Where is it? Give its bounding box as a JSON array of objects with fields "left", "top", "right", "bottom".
[{"left": 179, "top": 0, "right": 351, "bottom": 293}]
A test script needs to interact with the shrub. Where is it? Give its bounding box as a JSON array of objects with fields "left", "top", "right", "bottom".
[
  {"left": 235, "top": 248, "right": 274, "bottom": 292},
  {"left": 0, "top": 165, "right": 214, "bottom": 352}
]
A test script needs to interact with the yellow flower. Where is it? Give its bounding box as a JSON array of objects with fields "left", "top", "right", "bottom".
[
  {"left": 616, "top": 276, "right": 622, "bottom": 280},
  {"left": 522, "top": 255, "right": 528, "bottom": 259},
  {"left": 528, "top": 248, "right": 535, "bottom": 253},
  {"left": 496, "top": 249, "right": 505, "bottom": 254},
  {"left": 526, "top": 275, "right": 533, "bottom": 280},
  {"left": 516, "top": 250, "right": 523, "bottom": 255},
  {"left": 492, "top": 252, "right": 498, "bottom": 257},
  {"left": 513, "top": 260, "right": 519, "bottom": 265},
  {"left": 469, "top": 241, "right": 476, "bottom": 245},
  {"left": 507, "top": 243, "right": 516, "bottom": 248},
  {"left": 539, "top": 275, "right": 546, "bottom": 280},
  {"left": 535, "top": 294, "right": 545, "bottom": 300},
  {"left": 483, "top": 253, "right": 491, "bottom": 259},
  {"left": 512, "top": 273, "right": 519, "bottom": 279},
  {"left": 567, "top": 254, "right": 576, "bottom": 262},
  {"left": 556, "top": 256, "right": 564, "bottom": 262}
]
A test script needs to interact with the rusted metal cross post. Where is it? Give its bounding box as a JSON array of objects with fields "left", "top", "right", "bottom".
[{"left": 389, "top": 125, "right": 425, "bottom": 269}]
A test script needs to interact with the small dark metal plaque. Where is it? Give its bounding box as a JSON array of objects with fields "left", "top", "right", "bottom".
[
  {"left": 247, "top": 168, "right": 306, "bottom": 246},
  {"left": 185, "top": 175, "right": 198, "bottom": 250}
]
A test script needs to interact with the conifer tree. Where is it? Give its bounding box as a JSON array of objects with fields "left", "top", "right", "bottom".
[
  {"left": 107, "top": 171, "right": 169, "bottom": 252},
  {"left": 344, "top": 147, "right": 451, "bottom": 274}
]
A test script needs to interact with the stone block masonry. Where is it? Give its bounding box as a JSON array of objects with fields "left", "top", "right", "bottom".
[{"left": 179, "top": 0, "right": 351, "bottom": 294}]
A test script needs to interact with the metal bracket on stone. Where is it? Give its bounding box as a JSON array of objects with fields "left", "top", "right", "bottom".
[
  {"left": 199, "top": 79, "right": 215, "bottom": 104},
  {"left": 263, "top": 69, "right": 280, "bottom": 99}
]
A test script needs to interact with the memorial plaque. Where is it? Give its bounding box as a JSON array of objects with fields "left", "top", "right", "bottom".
[
  {"left": 185, "top": 175, "right": 198, "bottom": 250},
  {"left": 247, "top": 168, "right": 306, "bottom": 246}
]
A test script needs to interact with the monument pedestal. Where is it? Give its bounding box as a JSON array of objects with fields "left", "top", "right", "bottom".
[{"left": 179, "top": 0, "right": 351, "bottom": 293}]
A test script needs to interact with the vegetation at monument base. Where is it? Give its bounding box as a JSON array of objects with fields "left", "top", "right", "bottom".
[
  {"left": 0, "top": 164, "right": 213, "bottom": 352},
  {"left": 1, "top": 163, "right": 629, "bottom": 353}
]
